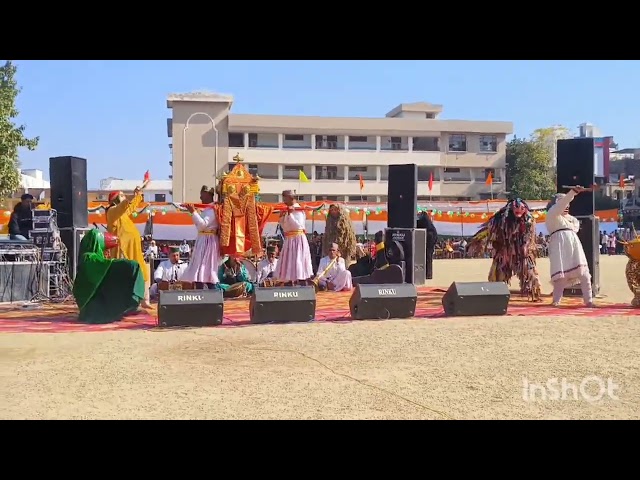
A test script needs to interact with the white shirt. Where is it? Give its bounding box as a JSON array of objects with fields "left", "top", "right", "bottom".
[
  {"left": 145, "top": 245, "right": 158, "bottom": 258},
  {"left": 279, "top": 203, "right": 306, "bottom": 233},
  {"left": 154, "top": 259, "right": 188, "bottom": 283},
  {"left": 316, "top": 255, "right": 346, "bottom": 281},
  {"left": 257, "top": 258, "right": 278, "bottom": 283},
  {"left": 193, "top": 208, "right": 218, "bottom": 233},
  {"left": 180, "top": 243, "right": 191, "bottom": 254}
]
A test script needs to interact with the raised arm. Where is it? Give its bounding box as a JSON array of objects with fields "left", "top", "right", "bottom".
[
  {"left": 548, "top": 190, "right": 576, "bottom": 217},
  {"left": 106, "top": 198, "right": 131, "bottom": 222},
  {"left": 125, "top": 192, "right": 144, "bottom": 216},
  {"left": 192, "top": 209, "right": 216, "bottom": 231}
]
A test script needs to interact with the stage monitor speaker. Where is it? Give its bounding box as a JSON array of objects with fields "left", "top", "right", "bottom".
[
  {"left": 50, "top": 156, "right": 89, "bottom": 229},
  {"left": 384, "top": 228, "right": 427, "bottom": 284},
  {"left": 349, "top": 283, "right": 417, "bottom": 320},
  {"left": 250, "top": 286, "right": 316, "bottom": 324},
  {"left": 0, "top": 261, "right": 49, "bottom": 303},
  {"left": 387, "top": 164, "right": 418, "bottom": 229},
  {"left": 564, "top": 215, "right": 601, "bottom": 297},
  {"left": 59, "top": 227, "right": 92, "bottom": 279},
  {"left": 556, "top": 138, "right": 595, "bottom": 216},
  {"left": 158, "top": 289, "right": 224, "bottom": 327},
  {"left": 442, "top": 281, "right": 510, "bottom": 316}
]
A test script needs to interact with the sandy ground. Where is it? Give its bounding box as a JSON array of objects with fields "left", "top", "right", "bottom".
[{"left": 1, "top": 255, "right": 639, "bottom": 420}]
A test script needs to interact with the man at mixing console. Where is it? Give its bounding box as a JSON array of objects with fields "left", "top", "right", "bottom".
[{"left": 8, "top": 194, "right": 34, "bottom": 240}]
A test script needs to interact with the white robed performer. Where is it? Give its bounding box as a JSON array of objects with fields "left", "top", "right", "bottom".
[
  {"left": 274, "top": 190, "right": 314, "bottom": 284},
  {"left": 181, "top": 186, "right": 221, "bottom": 289},
  {"left": 150, "top": 246, "right": 188, "bottom": 298},
  {"left": 545, "top": 186, "right": 595, "bottom": 307},
  {"left": 316, "top": 243, "right": 353, "bottom": 291}
]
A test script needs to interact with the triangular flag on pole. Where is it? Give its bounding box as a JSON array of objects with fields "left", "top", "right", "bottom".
[
  {"left": 485, "top": 171, "right": 493, "bottom": 186},
  {"left": 359, "top": 174, "right": 365, "bottom": 191},
  {"left": 299, "top": 170, "right": 310, "bottom": 183},
  {"left": 428, "top": 172, "right": 434, "bottom": 191},
  {"left": 619, "top": 174, "right": 626, "bottom": 189}
]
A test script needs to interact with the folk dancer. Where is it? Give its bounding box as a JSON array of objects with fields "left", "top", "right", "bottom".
[
  {"left": 546, "top": 186, "right": 595, "bottom": 307},
  {"left": 256, "top": 246, "right": 278, "bottom": 285},
  {"left": 181, "top": 185, "right": 221, "bottom": 290},
  {"left": 315, "top": 243, "right": 353, "bottom": 291},
  {"left": 467, "top": 198, "right": 541, "bottom": 301},
  {"left": 74, "top": 229, "right": 146, "bottom": 324},
  {"left": 150, "top": 246, "right": 188, "bottom": 299},
  {"left": 217, "top": 256, "right": 254, "bottom": 298},
  {"left": 322, "top": 204, "right": 357, "bottom": 267},
  {"left": 274, "top": 190, "right": 314, "bottom": 285},
  {"left": 106, "top": 187, "right": 152, "bottom": 308}
]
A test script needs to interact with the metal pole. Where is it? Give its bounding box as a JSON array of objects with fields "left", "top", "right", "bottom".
[{"left": 183, "top": 112, "right": 217, "bottom": 202}]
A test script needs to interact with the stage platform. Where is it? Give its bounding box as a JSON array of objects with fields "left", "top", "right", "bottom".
[{"left": 1, "top": 286, "right": 639, "bottom": 334}]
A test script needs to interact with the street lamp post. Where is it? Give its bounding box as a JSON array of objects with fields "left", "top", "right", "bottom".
[{"left": 182, "top": 112, "right": 218, "bottom": 201}]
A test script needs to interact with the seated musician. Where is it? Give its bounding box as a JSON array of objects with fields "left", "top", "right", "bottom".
[
  {"left": 217, "top": 256, "right": 255, "bottom": 298},
  {"left": 9, "top": 194, "right": 34, "bottom": 240},
  {"left": 315, "top": 243, "right": 353, "bottom": 291},
  {"left": 149, "top": 246, "right": 188, "bottom": 298},
  {"left": 256, "top": 246, "right": 278, "bottom": 286},
  {"left": 349, "top": 244, "right": 375, "bottom": 277}
]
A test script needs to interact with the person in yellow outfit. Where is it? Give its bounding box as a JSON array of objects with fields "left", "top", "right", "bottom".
[{"left": 106, "top": 187, "right": 152, "bottom": 309}]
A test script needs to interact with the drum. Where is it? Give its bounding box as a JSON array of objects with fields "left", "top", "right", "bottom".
[
  {"left": 241, "top": 259, "right": 258, "bottom": 283},
  {"left": 223, "top": 282, "right": 246, "bottom": 298}
]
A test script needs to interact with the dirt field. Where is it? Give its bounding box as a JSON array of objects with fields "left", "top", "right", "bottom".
[{"left": 1, "top": 255, "right": 639, "bottom": 420}]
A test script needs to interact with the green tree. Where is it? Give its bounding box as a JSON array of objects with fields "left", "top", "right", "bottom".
[
  {"left": 0, "top": 60, "right": 39, "bottom": 198},
  {"left": 506, "top": 136, "right": 557, "bottom": 201}
]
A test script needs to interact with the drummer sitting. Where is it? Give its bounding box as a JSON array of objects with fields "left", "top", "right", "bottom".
[
  {"left": 217, "top": 256, "right": 254, "bottom": 298},
  {"left": 257, "top": 246, "right": 278, "bottom": 285},
  {"left": 150, "top": 246, "right": 188, "bottom": 299}
]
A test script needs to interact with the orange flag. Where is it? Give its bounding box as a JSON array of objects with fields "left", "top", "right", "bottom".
[
  {"left": 359, "top": 174, "right": 365, "bottom": 191},
  {"left": 428, "top": 172, "right": 434, "bottom": 191},
  {"left": 619, "top": 174, "right": 625, "bottom": 189},
  {"left": 485, "top": 171, "right": 493, "bottom": 186}
]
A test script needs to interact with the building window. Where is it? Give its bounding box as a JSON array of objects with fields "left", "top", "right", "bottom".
[
  {"left": 390, "top": 137, "right": 402, "bottom": 150},
  {"left": 479, "top": 135, "right": 497, "bottom": 153},
  {"left": 284, "top": 134, "right": 304, "bottom": 141},
  {"left": 316, "top": 135, "right": 338, "bottom": 149},
  {"left": 229, "top": 133, "right": 244, "bottom": 148},
  {"left": 321, "top": 195, "right": 339, "bottom": 201},
  {"left": 315, "top": 166, "right": 340, "bottom": 180},
  {"left": 283, "top": 165, "right": 308, "bottom": 180},
  {"left": 248, "top": 133, "right": 258, "bottom": 148},
  {"left": 349, "top": 136, "right": 368, "bottom": 143},
  {"left": 154, "top": 193, "right": 166, "bottom": 202},
  {"left": 448, "top": 134, "right": 467, "bottom": 152},
  {"left": 413, "top": 137, "right": 440, "bottom": 152}
]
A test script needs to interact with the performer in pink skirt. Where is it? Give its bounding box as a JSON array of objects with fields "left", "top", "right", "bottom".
[
  {"left": 181, "top": 186, "right": 221, "bottom": 289},
  {"left": 274, "top": 190, "right": 314, "bottom": 285}
]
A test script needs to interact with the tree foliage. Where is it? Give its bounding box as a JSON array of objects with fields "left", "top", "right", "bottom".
[
  {"left": 0, "top": 61, "right": 39, "bottom": 198},
  {"left": 506, "top": 135, "right": 557, "bottom": 201}
]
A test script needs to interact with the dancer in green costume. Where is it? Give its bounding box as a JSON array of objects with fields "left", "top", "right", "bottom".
[{"left": 73, "top": 229, "right": 146, "bottom": 324}]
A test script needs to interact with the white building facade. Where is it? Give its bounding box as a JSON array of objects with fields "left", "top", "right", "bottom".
[
  {"left": 167, "top": 93, "right": 514, "bottom": 203},
  {"left": 98, "top": 177, "right": 173, "bottom": 203}
]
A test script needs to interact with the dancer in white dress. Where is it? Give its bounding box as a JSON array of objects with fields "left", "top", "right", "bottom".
[
  {"left": 181, "top": 186, "right": 221, "bottom": 289},
  {"left": 315, "top": 243, "right": 353, "bottom": 291},
  {"left": 545, "top": 186, "right": 595, "bottom": 307}
]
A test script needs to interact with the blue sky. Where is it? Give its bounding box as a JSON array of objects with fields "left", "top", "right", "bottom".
[{"left": 12, "top": 60, "right": 640, "bottom": 188}]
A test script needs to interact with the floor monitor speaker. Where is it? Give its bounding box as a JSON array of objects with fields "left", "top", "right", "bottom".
[
  {"left": 158, "top": 289, "right": 224, "bottom": 327},
  {"left": 250, "top": 286, "right": 316, "bottom": 324},
  {"left": 442, "top": 281, "right": 510, "bottom": 316},
  {"left": 349, "top": 283, "right": 417, "bottom": 320}
]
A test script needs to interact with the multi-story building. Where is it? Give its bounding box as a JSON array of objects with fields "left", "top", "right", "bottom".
[
  {"left": 167, "top": 92, "right": 513, "bottom": 203},
  {"left": 94, "top": 177, "right": 173, "bottom": 203}
]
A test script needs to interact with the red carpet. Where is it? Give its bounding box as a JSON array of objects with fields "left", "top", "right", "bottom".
[{"left": 0, "top": 287, "right": 638, "bottom": 334}]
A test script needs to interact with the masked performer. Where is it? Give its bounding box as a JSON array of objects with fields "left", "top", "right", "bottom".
[
  {"left": 217, "top": 256, "right": 254, "bottom": 298},
  {"left": 417, "top": 211, "right": 438, "bottom": 280},
  {"left": 73, "top": 229, "right": 146, "bottom": 324},
  {"left": 106, "top": 187, "right": 151, "bottom": 308},
  {"left": 315, "top": 243, "right": 353, "bottom": 291},
  {"left": 181, "top": 186, "right": 221, "bottom": 290},
  {"left": 468, "top": 198, "right": 541, "bottom": 301},
  {"left": 546, "top": 187, "right": 594, "bottom": 307},
  {"left": 274, "top": 190, "right": 314, "bottom": 285},
  {"left": 323, "top": 204, "right": 357, "bottom": 266}
]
